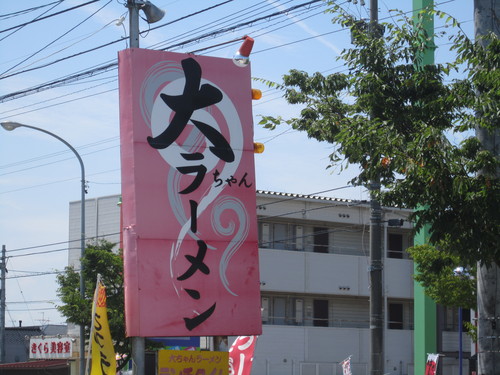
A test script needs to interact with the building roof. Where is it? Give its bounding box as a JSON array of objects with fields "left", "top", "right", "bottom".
[
  {"left": 0, "top": 360, "right": 69, "bottom": 369},
  {"left": 256, "top": 190, "right": 412, "bottom": 213},
  {"left": 256, "top": 190, "right": 366, "bottom": 204}
]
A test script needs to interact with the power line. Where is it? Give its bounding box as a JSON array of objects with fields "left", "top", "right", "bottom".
[
  {"left": 0, "top": 143, "right": 119, "bottom": 177},
  {"left": 0, "top": 1, "right": 99, "bottom": 35},
  {"left": 0, "top": 135, "right": 118, "bottom": 170},
  {"left": 5, "top": 231, "right": 121, "bottom": 253},
  {"left": 6, "top": 307, "right": 59, "bottom": 311},
  {"left": 0, "top": 0, "right": 234, "bottom": 79},
  {"left": 0, "top": 0, "right": 325, "bottom": 103},
  {"left": 0, "top": 1, "right": 65, "bottom": 20},
  {"left": 7, "top": 299, "right": 59, "bottom": 304},
  {"left": 7, "top": 271, "right": 64, "bottom": 280},
  {"left": 1, "top": 0, "right": 464, "bottom": 115},
  {"left": 0, "top": 1, "right": 64, "bottom": 43},
  {"left": 0, "top": 0, "right": 113, "bottom": 78},
  {"left": 0, "top": 167, "right": 119, "bottom": 195},
  {"left": 150, "top": 0, "right": 297, "bottom": 51},
  {"left": 7, "top": 247, "right": 69, "bottom": 259}
]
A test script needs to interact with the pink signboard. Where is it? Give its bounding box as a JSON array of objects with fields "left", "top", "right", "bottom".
[{"left": 118, "top": 48, "right": 262, "bottom": 337}]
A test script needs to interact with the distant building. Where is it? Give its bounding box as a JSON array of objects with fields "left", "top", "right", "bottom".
[
  {"left": 69, "top": 190, "right": 470, "bottom": 374},
  {"left": 4, "top": 324, "right": 67, "bottom": 363}
]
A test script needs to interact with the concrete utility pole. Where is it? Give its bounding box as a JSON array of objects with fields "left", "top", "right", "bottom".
[
  {"left": 124, "top": 2, "right": 164, "bottom": 375},
  {"left": 0, "top": 245, "right": 5, "bottom": 364},
  {"left": 127, "top": 0, "right": 140, "bottom": 48},
  {"left": 368, "top": 1, "right": 384, "bottom": 374},
  {"left": 474, "top": 1, "right": 500, "bottom": 374},
  {"left": 125, "top": 2, "right": 145, "bottom": 375}
]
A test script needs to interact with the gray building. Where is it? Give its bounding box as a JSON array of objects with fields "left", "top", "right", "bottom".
[{"left": 4, "top": 324, "right": 67, "bottom": 363}]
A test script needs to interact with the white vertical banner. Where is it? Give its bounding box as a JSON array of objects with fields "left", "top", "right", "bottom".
[
  {"left": 425, "top": 353, "right": 439, "bottom": 375},
  {"left": 340, "top": 355, "right": 352, "bottom": 375}
]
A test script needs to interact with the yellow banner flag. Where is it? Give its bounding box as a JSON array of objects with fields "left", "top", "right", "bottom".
[{"left": 90, "top": 280, "right": 116, "bottom": 375}]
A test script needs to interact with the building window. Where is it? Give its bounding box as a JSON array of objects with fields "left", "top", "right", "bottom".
[
  {"left": 388, "top": 303, "right": 404, "bottom": 329},
  {"left": 443, "top": 306, "right": 471, "bottom": 331},
  {"left": 261, "top": 296, "right": 304, "bottom": 325},
  {"left": 313, "top": 227, "right": 329, "bottom": 253},
  {"left": 313, "top": 299, "right": 329, "bottom": 327},
  {"left": 273, "top": 224, "right": 287, "bottom": 250},
  {"left": 387, "top": 233, "right": 403, "bottom": 259},
  {"left": 258, "top": 222, "right": 303, "bottom": 251}
]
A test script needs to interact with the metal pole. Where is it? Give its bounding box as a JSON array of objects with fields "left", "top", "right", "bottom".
[
  {"left": 0, "top": 122, "right": 86, "bottom": 375},
  {"left": 459, "top": 306, "right": 463, "bottom": 375},
  {"left": 132, "top": 337, "right": 145, "bottom": 375},
  {"left": 0, "top": 245, "right": 6, "bottom": 364},
  {"left": 125, "top": 3, "right": 145, "bottom": 374},
  {"left": 79, "top": 167, "right": 86, "bottom": 375},
  {"left": 127, "top": 0, "right": 140, "bottom": 48}
]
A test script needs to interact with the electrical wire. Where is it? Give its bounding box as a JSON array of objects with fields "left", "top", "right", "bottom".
[
  {"left": 0, "top": 145, "right": 119, "bottom": 177},
  {"left": 5, "top": 231, "right": 121, "bottom": 253},
  {"left": 1, "top": 0, "right": 464, "bottom": 114},
  {"left": 0, "top": 1, "right": 64, "bottom": 43},
  {"left": 0, "top": 0, "right": 326, "bottom": 102},
  {"left": 149, "top": 0, "right": 297, "bottom": 51},
  {"left": 7, "top": 271, "right": 65, "bottom": 280},
  {"left": 0, "top": 78, "right": 116, "bottom": 117},
  {"left": 0, "top": 167, "right": 119, "bottom": 195},
  {"left": 7, "top": 299, "right": 59, "bottom": 304},
  {"left": 0, "top": 135, "right": 118, "bottom": 170},
  {"left": 0, "top": 2, "right": 65, "bottom": 20},
  {"left": 0, "top": 0, "right": 113, "bottom": 78},
  {"left": 0, "top": 1, "right": 99, "bottom": 34}
]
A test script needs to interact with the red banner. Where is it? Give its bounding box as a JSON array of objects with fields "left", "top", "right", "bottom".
[
  {"left": 118, "top": 48, "right": 262, "bottom": 337},
  {"left": 425, "top": 353, "right": 439, "bottom": 375},
  {"left": 229, "top": 336, "right": 257, "bottom": 375}
]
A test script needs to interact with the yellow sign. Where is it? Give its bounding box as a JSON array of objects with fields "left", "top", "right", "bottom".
[
  {"left": 158, "top": 350, "right": 229, "bottom": 375},
  {"left": 90, "top": 280, "right": 116, "bottom": 375}
]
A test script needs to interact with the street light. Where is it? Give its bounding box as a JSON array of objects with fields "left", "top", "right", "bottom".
[{"left": 1, "top": 121, "right": 87, "bottom": 375}]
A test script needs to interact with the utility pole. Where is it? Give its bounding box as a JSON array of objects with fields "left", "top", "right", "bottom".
[
  {"left": 127, "top": 2, "right": 144, "bottom": 373},
  {"left": 127, "top": 0, "right": 140, "bottom": 48},
  {"left": 474, "top": 1, "right": 500, "bottom": 374},
  {"left": 0, "top": 245, "right": 5, "bottom": 364},
  {"left": 123, "top": 2, "right": 164, "bottom": 375},
  {"left": 368, "top": 1, "right": 383, "bottom": 375}
]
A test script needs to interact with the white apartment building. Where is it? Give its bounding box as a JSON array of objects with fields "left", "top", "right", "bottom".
[{"left": 68, "top": 191, "right": 469, "bottom": 375}]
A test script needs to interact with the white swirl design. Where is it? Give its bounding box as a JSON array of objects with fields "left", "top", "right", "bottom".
[{"left": 211, "top": 196, "right": 249, "bottom": 296}]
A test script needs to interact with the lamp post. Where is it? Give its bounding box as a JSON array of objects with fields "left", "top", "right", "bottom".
[{"left": 1, "top": 121, "right": 87, "bottom": 375}]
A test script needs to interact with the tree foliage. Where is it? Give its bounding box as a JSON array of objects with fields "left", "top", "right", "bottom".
[
  {"left": 56, "top": 239, "right": 130, "bottom": 370},
  {"left": 408, "top": 245, "right": 476, "bottom": 309},
  {"left": 259, "top": 4, "right": 500, "bottom": 267}
]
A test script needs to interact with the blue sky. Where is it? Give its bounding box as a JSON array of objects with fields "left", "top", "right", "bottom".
[{"left": 0, "top": 0, "right": 472, "bottom": 326}]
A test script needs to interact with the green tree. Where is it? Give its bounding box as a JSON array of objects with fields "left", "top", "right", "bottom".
[
  {"left": 259, "top": 5, "right": 499, "bottom": 266},
  {"left": 56, "top": 239, "right": 130, "bottom": 370},
  {"left": 259, "top": 3, "right": 500, "bottom": 371},
  {"left": 408, "top": 245, "right": 476, "bottom": 310}
]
